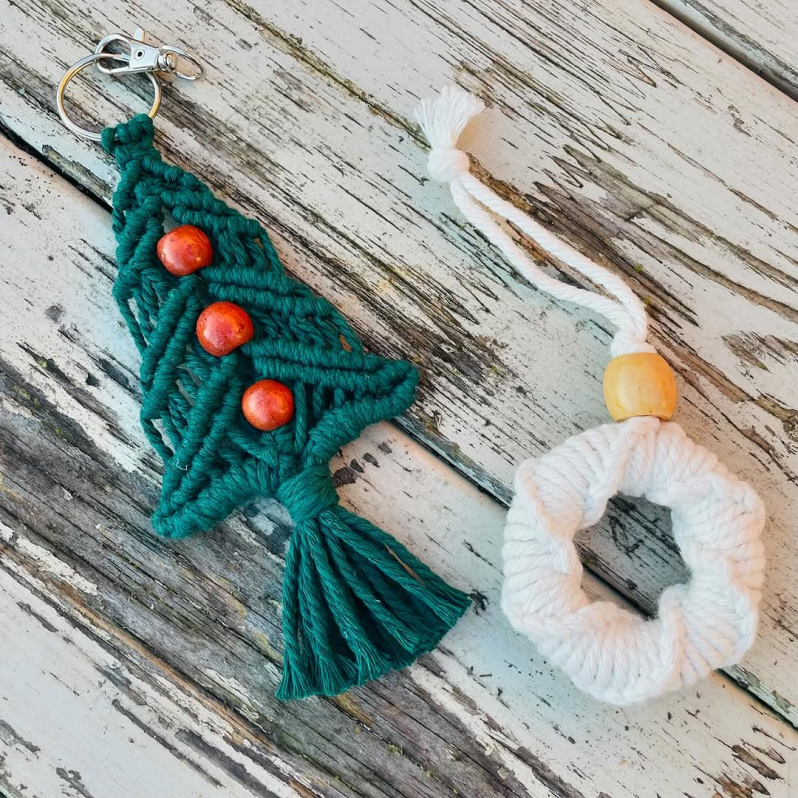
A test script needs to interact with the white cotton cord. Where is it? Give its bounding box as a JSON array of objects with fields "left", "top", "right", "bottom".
[
  {"left": 416, "top": 85, "right": 653, "bottom": 358},
  {"left": 416, "top": 86, "right": 766, "bottom": 705},
  {"left": 504, "top": 417, "right": 765, "bottom": 704}
]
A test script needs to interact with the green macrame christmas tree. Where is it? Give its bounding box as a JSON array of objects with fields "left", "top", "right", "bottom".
[{"left": 101, "top": 115, "right": 470, "bottom": 700}]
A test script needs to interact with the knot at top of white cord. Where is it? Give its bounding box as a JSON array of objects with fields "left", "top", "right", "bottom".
[
  {"left": 416, "top": 87, "right": 653, "bottom": 357},
  {"left": 426, "top": 148, "right": 470, "bottom": 183},
  {"left": 417, "top": 86, "right": 483, "bottom": 184}
]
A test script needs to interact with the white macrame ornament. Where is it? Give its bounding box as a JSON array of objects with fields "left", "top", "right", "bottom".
[{"left": 416, "top": 86, "right": 766, "bottom": 705}]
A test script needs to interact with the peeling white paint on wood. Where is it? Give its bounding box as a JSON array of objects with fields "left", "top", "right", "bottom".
[
  {"left": 202, "top": 670, "right": 261, "bottom": 723},
  {"left": 9, "top": 535, "right": 99, "bottom": 595},
  {"left": 660, "top": 0, "right": 798, "bottom": 98},
  {"left": 2, "top": 0, "right": 798, "bottom": 794},
  {"left": 4, "top": 0, "right": 795, "bottom": 723},
  {"left": 1, "top": 127, "right": 797, "bottom": 798},
  {"left": 0, "top": 569, "right": 317, "bottom": 798}
]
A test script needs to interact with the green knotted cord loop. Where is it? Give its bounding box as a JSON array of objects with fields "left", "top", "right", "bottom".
[
  {"left": 102, "top": 115, "right": 470, "bottom": 699},
  {"left": 276, "top": 465, "right": 339, "bottom": 523}
]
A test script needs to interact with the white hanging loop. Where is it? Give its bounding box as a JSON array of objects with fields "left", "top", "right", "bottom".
[
  {"left": 416, "top": 86, "right": 766, "bottom": 705},
  {"left": 416, "top": 86, "right": 654, "bottom": 359}
]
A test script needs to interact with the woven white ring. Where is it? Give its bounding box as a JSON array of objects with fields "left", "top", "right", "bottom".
[{"left": 502, "top": 416, "right": 766, "bottom": 705}]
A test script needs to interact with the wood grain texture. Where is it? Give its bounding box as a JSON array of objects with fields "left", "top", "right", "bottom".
[
  {"left": 657, "top": 0, "right": 798, "bottom": 99},
  {"left": 2, "top": 135, "right": 798, "bottom": 798},
  {"left": 1, "top": 0, "right": 797, "bottom": 725}
]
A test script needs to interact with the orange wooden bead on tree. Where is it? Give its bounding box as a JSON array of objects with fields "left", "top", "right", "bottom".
[
  {"left": 157, "top": 225, "right": 213, "bottom": 276},
  {"left": 242, "top": 380, "right": 295, "bottom": 431},
  {"left": 603, "top": 352, "right": 677, "bottom": 422},
  {"left": 196, "top": 301, "right": 254, "bottom": 357}
]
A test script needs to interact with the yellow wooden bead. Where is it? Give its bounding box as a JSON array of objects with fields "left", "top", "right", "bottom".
[{"left": 603, "top": 352, "right": 677, "bottom": 421}]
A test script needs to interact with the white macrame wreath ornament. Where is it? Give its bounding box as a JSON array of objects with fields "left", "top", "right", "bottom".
[{"left": 416, "top": 87, "right": 766, "bottom": 705}]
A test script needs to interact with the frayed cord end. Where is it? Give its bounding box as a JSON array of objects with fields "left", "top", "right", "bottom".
[{"left": 416, "top": 86, "right": 485, "bottom": 183}]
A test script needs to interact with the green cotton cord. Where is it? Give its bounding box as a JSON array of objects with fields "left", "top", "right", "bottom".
[{"left": 101, "top": 115, "right": 471, "bottom": 700}]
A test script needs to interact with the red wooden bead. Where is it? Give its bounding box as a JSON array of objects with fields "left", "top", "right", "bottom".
[
  {"left": 196, "top": 302, "right": 254, "bottom": 357},
  {"left": 242, "top": 380, "right": 294, "bottom": 432},
  {"left": 157, "top": 225, "right": 213, "bottom": 276}
]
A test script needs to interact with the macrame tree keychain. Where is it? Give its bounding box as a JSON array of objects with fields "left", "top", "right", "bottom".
[
  {"left": 57, "top": 31, "right": 470, "bottom": 700},
  {"left": 417, "top": 87, "right": 766, "bottom": 704}
]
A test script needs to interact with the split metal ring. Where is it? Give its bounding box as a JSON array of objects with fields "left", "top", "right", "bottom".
[{"left": 56, "top": 52, "right": 161, "bottom": 142}]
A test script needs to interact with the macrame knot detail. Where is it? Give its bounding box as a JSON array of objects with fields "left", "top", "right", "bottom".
[
  {"left": 502, "top": 417, "right": 766, "bottom": 705},
  {"left": 427, "top": 148, "right": 470, "bottom": 183},
  {"left": 101, "top": 114, "right": 155, "bottom": 155},
  {"left": 276, "top": 465, "right": 339, "bottom": 523},
  {"left": 610, "top": 328, "right": 657, "bottom": 358},
  {"left": 427, "top": 149, "right": 471, "bottom": 183}
]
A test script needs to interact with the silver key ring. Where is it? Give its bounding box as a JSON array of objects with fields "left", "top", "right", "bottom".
[
  {"left": 57, "top": 52, "right": 162, "bottom": 142},
  {"left": 56, "top": 28, "right": 203, "bottom": 142}
]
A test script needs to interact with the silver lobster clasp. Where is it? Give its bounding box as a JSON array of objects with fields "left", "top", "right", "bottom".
[
  {"left": 56, "top": 27, "right": 204, "bottom": 142},
  {"left": 94, "top": 28, "right": 204, "bottom": 81}
]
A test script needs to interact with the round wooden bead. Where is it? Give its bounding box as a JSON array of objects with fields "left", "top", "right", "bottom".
[
  {"left": 603, "top": 352, "right": 677, "bottom": 422},
  {"left": 196, "top": 301, "right": 254, "bottom": 357},
  {"left": 242, "top": 380, "right": 295, "bottom": 431},
  {"left": 156, "top": 225, "right": 213, "bottom": 276}
]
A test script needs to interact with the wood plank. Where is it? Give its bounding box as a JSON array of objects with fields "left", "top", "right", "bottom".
[
  {"left": 0, "top": 571, "right": 306, "bottom": 798},
  {"left": 2, "top": 0, "right": 798, "bottom": 723},
  {"left": 2, "top": 133, "right": 798, "bottom": 798},
  {"left": 657, "top": 0, "right": 798, "bottom": 99}
]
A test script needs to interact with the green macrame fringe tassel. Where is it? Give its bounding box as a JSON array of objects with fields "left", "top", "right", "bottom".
[{"left": 101, "top": 115, "right": 471, "bottom": 699}]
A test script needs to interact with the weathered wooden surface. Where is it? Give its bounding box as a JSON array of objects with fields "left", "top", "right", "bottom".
[
  {"left": 2, "top": 136, "right": 798, "bottom": 797},
  {"left": 3, "top": 0, "right": 797, "bottom": 724},
  {"left": 659, "top": 0, "right": 798, "bottom": 99}
]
